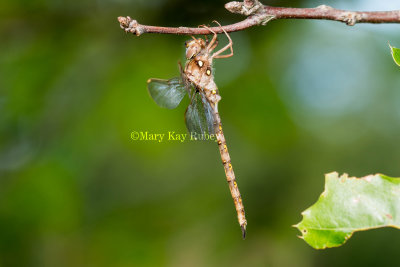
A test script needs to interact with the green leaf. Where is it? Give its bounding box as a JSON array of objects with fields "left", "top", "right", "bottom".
[
  {"left": 295, "top": 172, "right": 400, "bottom": 249},
  {"left": 389, "top": 44, "right": 400, "bottom": 67}
]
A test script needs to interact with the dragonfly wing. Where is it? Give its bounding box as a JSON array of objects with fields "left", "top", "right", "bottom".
[
  {"left": 147, "top": 77, "right": 187, "bottom": 109},
  {"left": 185, "top": 92, "right": 216, "bottom": 137},
  {"left": 201, "top": 93, "right": 215, "bottom": 134}
]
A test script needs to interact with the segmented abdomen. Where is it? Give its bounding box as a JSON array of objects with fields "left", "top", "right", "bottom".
[{"left": 212, "top": 106, "right": 247, "bottom": 238}]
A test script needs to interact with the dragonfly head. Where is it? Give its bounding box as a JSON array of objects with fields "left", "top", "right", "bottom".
[{"left": 185, "top": 37, "right": 206, "bottom": 59}]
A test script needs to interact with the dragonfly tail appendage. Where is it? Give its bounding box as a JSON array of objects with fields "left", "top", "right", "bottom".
[{"left": 213, "top": 109, "right": 247, "bottom": 238}]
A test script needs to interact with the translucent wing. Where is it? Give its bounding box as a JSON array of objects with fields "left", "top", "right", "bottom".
[
  {"left": 202, "top": 94, "right": 215, "bottom": 134},
  {"left": 185, "top": 92, "right": 215, "bottom": 137},
  {"left": 147, "top": 77, "right": 187, "bottom": 109}
]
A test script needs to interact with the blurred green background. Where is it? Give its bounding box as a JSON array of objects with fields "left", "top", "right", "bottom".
[{"left": 1, "top": 0, "right": 400, "bottom": 266}]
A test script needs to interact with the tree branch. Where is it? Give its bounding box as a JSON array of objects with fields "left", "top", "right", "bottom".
[
  {"left": 261, "top": 5, "right": 400, "bottom": 26},
  {"left": 117, "top": 15, "right": 271, "bottom": 36},
  {"left": 118, "top": 1, "right": 400, "bottom": 36}
]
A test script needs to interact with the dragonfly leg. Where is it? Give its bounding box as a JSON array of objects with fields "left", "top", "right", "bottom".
[
  {"left": 200, "top": 24, "right": 218, "bottom": 53},
  {"left": 209, "top": 40, "right": 219, "bottom": 52},
  {"left": 197, "top": 24, "right": 209, "bottom": 44},
  {"left": 211, "top": 21, "right": 233, "bottom": 59}
]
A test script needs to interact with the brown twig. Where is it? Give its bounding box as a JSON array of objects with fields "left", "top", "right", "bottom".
[
  {"left": 260, "top": 5, "right": 400, "bottom": 26},
  {"left": 118, "top": 1, "right": 400, "bottom": 36},
  {"left": 117, "top": 16, "right": 271, "bottom": 36}
]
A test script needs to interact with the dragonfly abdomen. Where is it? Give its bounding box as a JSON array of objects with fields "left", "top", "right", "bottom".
[{"left": 213, "top": 110, "right": 247, "bottom": 238}]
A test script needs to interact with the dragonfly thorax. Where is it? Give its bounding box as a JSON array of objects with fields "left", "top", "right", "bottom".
[{"left": 184, "top": 54, "right": 219, "bottom": 103}]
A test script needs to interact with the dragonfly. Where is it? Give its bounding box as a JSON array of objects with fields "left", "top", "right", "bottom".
[{"left": 147, "top": 22, "right": 247, "bottom": 238}]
